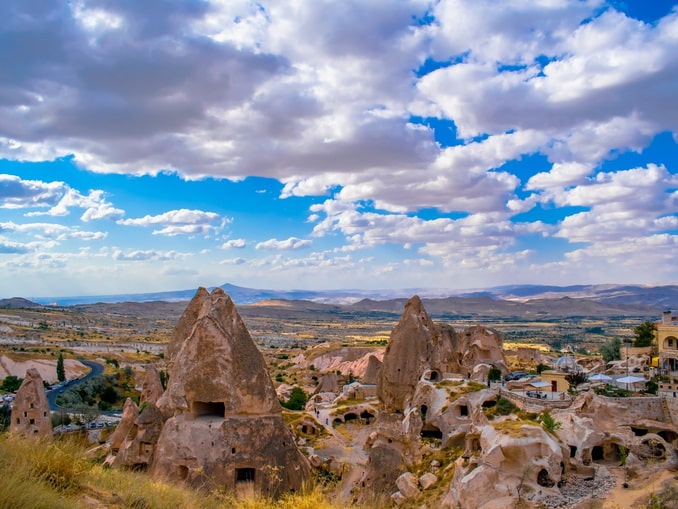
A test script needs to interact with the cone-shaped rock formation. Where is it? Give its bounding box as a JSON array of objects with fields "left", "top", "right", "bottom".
[
  {"left": 377, "top": 296, "right": 453, "bottom": 412},
  {"left": 10, "top": 368, "right": 51, "bottom": 437},
  {"left": 152, "top": 287, "right": 309, "bottom": 495}
]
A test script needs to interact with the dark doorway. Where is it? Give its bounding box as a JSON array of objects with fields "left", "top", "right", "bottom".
[
  {"left": 236, "top": 468, "right": 255, "bottom": 483},
  {"left": 192, "top": 401, "right": 225, "bottom": 418},
  {"left": 420, "top": 426, "right": 443, "bottom": 439}
]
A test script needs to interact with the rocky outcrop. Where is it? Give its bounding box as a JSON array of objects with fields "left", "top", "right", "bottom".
[
  {"left": 363, "top": 354, "right": 382, "bottom": 385},
  {"left": 104, "top": 397, "right": 139, "bottom": 467},
  {"left": 377, "top": 296, "right": 452, "bottom": 413},
  {"left": 444, "top": 423, "right": 565, "bottom": 508},
  {"left": 139, "top": 364, "right": 164, "bottom": 406},
  {"left": 9, "top": 368, "right": 51, "bottom": 438},
  {"left": 151, "top": 287, "right": 309, "bottom": 496},
  {"left": 377, "top": 296, "right": 507, "bottom": 413}
]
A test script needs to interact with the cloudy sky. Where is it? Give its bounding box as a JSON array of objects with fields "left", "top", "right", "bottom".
[{"left": 1, "top": 0, "right": 677, "bottom": 299}]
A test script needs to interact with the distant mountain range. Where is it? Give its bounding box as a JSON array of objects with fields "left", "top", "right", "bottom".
[{"left": 2, "top": 283, "right": 674, "bottom": 315}]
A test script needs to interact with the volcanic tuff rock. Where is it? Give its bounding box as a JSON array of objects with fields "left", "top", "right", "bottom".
[
  {"left": 139, "top": 364, "right": 164, "bottom": 406},
  {"left": 152, "top": 287, "right": 309, "bottom": 495},
  {"left": 363, "top": 354, "right": 382, "bottom": 385},
  {"left": 443, "top": 424, "right": 565, "bottom": 508},
  {"left": 377, "top": 295, "right": 508, "bottom": 413},
  {"left": 9, "top": 368, "right": 51, "bottom": 438},
  {"left": 104, "top": 397, "right": 139, "bottom": 467}
]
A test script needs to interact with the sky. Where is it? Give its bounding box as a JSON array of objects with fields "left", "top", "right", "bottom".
[{"left": 0, "top": 0, "right": 677, "bottom": 299}]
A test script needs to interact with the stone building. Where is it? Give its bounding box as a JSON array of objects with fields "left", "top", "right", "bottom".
[
  {"left": 657, "top": 310, "right": 678, "bottom": 373},
  {"left": 9, "top": 368, "right": 51, "bottom": 437}
]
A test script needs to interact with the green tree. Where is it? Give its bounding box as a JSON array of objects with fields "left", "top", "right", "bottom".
[
  {"left": 1, "top": 375, "right": 23, "bottom": 392},
  {"left": 536, "top": 363, "right": 550, "bottom": 374},
  {"left": 632, "top": 320, "right": 655, "bottom": 347},
  {"left": 565, "top": 371, "right": 589, "bottom": 389},
  {"left": 599, "top": 337, "right": 621, "bottom": 363},
  {"left": 488, "top": 367, "right": 502, "bottom": 381},
  {"left": 0, "top": 404, "right": 10, "bottom": 431},
  {"left": 281, "top": 387, "right": 308, "bottom": 411},
  {"left": 57, "top": 352, "right": 66, "bottom": 383}
]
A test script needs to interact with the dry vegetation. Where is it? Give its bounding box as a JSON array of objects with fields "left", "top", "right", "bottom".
[{"left": 0, "top": 434, "right": 359, "bottom": 509}]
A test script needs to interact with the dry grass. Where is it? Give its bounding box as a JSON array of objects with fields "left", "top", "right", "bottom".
[{"left": 0, "top": 433, "right": 363, "bottom": 509}]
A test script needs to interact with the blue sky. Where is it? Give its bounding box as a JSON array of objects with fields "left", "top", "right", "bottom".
[{"left": 0, "top": 0, "right": 677, "bottom": 299}]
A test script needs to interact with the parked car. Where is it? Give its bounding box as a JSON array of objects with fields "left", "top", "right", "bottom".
[{"left": 503, "top": 371, "right": 530, "bottom": 381}]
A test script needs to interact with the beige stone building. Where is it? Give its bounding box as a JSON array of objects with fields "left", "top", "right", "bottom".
[{"left": 657, "top": 310, "right": 678, "bottom": 374}]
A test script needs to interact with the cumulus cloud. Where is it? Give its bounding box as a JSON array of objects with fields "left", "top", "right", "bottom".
[
  {"left": 255, "top": 237, "right": 312, "bottom": 250},
  {"left": 0, "top": 174, "right": 123, "bottom": 220},
  {"left": 118, "top": 209, "right": 227, "bottom": 236},
  {"left": 111, "top": 249, "right": 191, "bottom": 262},
  {"left": 221, "top": 238, "right": 246, "bottom": 249},
  {"left": 0, "top": 1, "right": 677, "bottom": 290}
]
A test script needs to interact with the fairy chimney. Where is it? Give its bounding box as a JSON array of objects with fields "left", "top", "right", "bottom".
[
  {"left": 139, "top": 364, "right": 164, "bottom": 406},
  {"left": 377, "top": 296, "right": 508, "bottom": 413},
  {"left": 377, "top": 296, "right": 454, "bottom": 412},
  {"left": 10, "top": 368, "right": 51, "bottom": 437},
  {"left": 152, "top": 287, "right": 309, "bottom": 495}
]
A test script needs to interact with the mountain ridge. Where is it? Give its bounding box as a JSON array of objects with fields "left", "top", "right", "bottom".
[{"left": 2, "top": 283, "right": 674, "bottom": 318}]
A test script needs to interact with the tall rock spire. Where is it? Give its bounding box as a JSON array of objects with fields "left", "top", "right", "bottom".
[
  {"left": 10, "top": 368, "right": 52, "bottom": 438},
  {"left": 152, "top": 287, "right": 308, "bottom": 496}
]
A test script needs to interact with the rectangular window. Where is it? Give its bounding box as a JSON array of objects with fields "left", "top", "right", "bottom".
[{"left": 236, "top": 468, "right": 255, "bottom": 483}]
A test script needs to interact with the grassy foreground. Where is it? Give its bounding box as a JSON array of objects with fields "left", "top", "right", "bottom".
[{"left": 0, "top": 433, "right": 351, "bottom": 509}]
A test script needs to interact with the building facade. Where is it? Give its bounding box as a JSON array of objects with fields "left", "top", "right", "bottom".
[{"left": 657, "top": 311, "right": 678, "bottom": 374}]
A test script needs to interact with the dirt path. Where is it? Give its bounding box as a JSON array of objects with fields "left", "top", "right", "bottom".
[{"left": 599, "top": 467, "right": 676, "bottom": 509}]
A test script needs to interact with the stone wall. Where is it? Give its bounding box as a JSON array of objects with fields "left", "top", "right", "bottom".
[
  {"left": 663, "top": 394, "right": 678, "bottom": 424},
  {"left": 602, "top": 396, "right": 665, "bottom": 422}
]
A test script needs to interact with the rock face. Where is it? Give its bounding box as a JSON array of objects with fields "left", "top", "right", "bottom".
[
  {"left": 363, "top": 354, "right": 382, "bottom": 385},
  {"left": 151, "top": 287, "right": 309, "bottom": 495},
  {"left": 444, "top": 424, "right": 565, "bottom": 508},
  {"left": 10, "top": 368, "right": 51, "bottom": 438},
  {"left": 377, "top": 296, "right": 507, "bottom": 413},
  {"left": 139, "top": 364, "right": 164, "bottom": 406}
]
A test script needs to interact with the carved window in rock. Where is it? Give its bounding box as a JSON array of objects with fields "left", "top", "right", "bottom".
[
  {"left": 236, "top": 467, "right": 255, "bottom": 484},
  {"left": 192, "top": 401, "right": 225, "bottom": 418},
  {"left": 420, "top": 425, "right": 443, "bottom": 439},
  {"left": 428, "top": 370, "right": 440, "bottom": 382},
  {"left": 459, "top": 405, "right": 469, "bottom": 417}
]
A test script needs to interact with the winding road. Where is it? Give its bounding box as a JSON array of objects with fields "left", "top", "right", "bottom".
[{"left": 46, "top": 359, "right": 104, "bottom": 411}]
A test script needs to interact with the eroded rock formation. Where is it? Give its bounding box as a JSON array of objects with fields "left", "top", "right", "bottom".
[
  {"left": 377, "top": 295, "right": 508, "bottom": 413},
  {"left": 151, "top": 287, "right": 309, "bottom": 495},
  {"left": 9, "top": 367, "right": 51, "bottom": 438}
]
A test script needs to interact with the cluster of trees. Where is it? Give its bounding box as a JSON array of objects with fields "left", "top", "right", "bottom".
[
  {"left": 56, "top": 366, "right": 136, "bottom": 411},
  {"left": 597, "top": 320, "right": 656, "bottom": 362},
  {"left": 280, "top": 387, "right": 308, "bottom": 411}
]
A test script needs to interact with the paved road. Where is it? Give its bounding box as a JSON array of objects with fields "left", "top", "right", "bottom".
[{"left": 46, "top": 359, "right": 104, "bottom": 411}]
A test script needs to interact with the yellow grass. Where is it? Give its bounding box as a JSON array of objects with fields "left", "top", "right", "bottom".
[{"left": 0, "top": 433, "right": 363, "bottom": 509}]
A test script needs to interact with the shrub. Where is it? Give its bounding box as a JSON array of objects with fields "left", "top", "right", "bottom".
[
  {"left": 539, "top": 411, "right": 561, "bottom": 433},
  {"left": 281, "top": 387, "right": 308, "bottom": 411},
  {"left": 488, "top": 368, "right": 502, "bottom": 382},
  {"left": 1, "top": 375, "right": 23, "bottom": 392}
]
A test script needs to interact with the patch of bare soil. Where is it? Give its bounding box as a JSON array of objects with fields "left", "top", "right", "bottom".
[{"left": 598, "top": 467, "right": 677, "bottom": 509}]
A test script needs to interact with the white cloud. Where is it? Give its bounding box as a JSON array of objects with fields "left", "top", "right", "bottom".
[
  {"left": 111, "top": 249, "right": 191, "bottom": 262},
  {"left": 255, "top": 237, "right": 312, "bottom": 250},
  {"left": 118, "top": 209, "right": 227, "bottom": 236},
  {"left": 0, "top": 174, "right": 123, "bottom": 220},
  {"left": 221, "top": 238, "right": 246, "bottom": 249}
]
